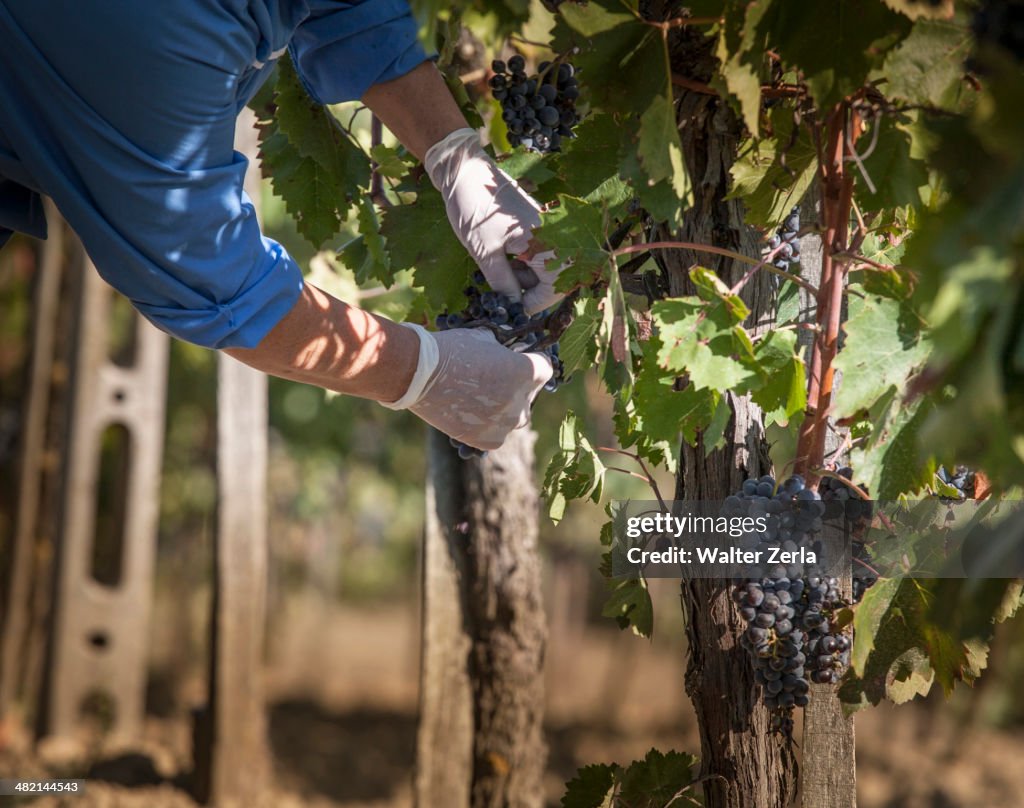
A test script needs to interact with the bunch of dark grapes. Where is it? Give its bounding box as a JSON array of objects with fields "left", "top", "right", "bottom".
[
  {"left": 937, "top": 465, "right": 977, "bottom": 501},
  {"left": 490, "top": 54, "right": 580, "bottom": 153},
  {"left": 435, "top": 271, "right": 565, "bottom": 459},
  {"left": 766, "top": 207, "right": 801, "bottom": 289},
  {"left": 971, "top": 0, "right": 1024, "bottom": 65},
  {"left": 727, "top": 474, "right": 854, "bottom": 725},
  {"left": 935, "top": 464, "right": 978, "bottom": 531},
  {"left": 820, "top": 467, "right": 876, "bottom": 602}
]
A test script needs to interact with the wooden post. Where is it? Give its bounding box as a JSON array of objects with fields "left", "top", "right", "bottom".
[
  {"left": 798, "top": 189, "right": 857, "bottom": 808},
  {"left": 0, "top": 201, "right": 63, "bottom": 717},
  {"left": 192, "top": 107, "right": 272, "bottom": 807},
  {"left": 462, "top": 426, "right": 547, "bottom": 808},
  {"left": 198, "top": 353, "right": 270, "bottom": 806},
  {"left": 416, "top": 426, "right": 547, "bottom": 808},
  {"left": 416, "top": 427, "right": 473, "bottom": 808}
]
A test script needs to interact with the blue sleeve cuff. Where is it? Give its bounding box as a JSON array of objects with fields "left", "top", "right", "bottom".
[
  {"left": 289, "top": 0, "right": 432, "bottom": 104},
  {"left": 134, "top": 238, "right": 305, "bottom": 350}
]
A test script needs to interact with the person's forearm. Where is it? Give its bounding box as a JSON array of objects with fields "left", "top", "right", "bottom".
[
  {"left": 362, "top": 60, "right": 469, "bottom": 161},
  {"left": 224, "top": 283, "right": 419, "bottom": 402}
]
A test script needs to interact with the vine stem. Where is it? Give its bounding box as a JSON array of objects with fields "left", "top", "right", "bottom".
[
  {"left": 605, "top": 465, "right": 659, "bottom": 487},
  {"left": 370, "top": 115, "right": 384, "bottom": 206},
  {"left": 824, "top": 431, "right": 853, "bottom": 464},
  {"left": 671, "top": 74, "right": 719, "bottom": 96},
  {"left": 752, "top": 322, "right": 819, "bottom": 341},
  {"left": 852, "top": 555, "right": 883, "bottom": 580},
  {"left": 651, "top": 15, "right": 724, "bottom": 29},
  {"left": 596, "top": 446, "right": 666, "bottom": 511},
  {"left": 613, "top": 241, "right": 821, "bottom": 296},
  {"left": 814, "top": 469, "right": 870, "bottom": 502},
  {"left": 728, "top": 242, "right": 795, "bottom": 296},
  {"left": 831, "top": 251, "right": 897, "bottom": 272},
  {"left": 795, "top": 104, "right": 860, "bottom": 483},
  {"left": 669, "top": 75, "right": 807, "bottom": 99}
]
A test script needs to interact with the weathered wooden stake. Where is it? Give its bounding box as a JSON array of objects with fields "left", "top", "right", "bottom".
[
  {"left": 0, "top": 201, "right": 63, "bottom": 718},
  {"left": 416, "top": 426, "right": 547, "bottom": 808},
  {"left": 193, "top": 107, "right": 272, "bottom": 807}
]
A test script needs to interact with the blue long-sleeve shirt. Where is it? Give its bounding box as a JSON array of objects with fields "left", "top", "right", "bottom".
[{"left": 0, "top": 1, "right": 427, "bottom": 348}]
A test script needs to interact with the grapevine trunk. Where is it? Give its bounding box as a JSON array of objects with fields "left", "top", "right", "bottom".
[{"left": 650, "top": 12, "right": 799, "bottom": 804}]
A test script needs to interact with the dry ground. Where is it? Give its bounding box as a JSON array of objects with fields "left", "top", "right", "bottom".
[{"left": 3, "top": 594, "right": 1024, "bottom": 808}]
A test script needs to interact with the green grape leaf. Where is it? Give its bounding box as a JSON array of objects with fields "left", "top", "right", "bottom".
[
  {"left": 554, "top": 0, "right": 690, "bottom": 223},
  {"left": 995, "top": 580, "right": 1024, "bottom": 624},
  {"left": 339, "top": 197, "right": 393, "bottom": 286},
  {"left": 535, "top": 196, "right": 615, "bottom": 291},
  {"left": 833, "top": 291, "right": 930, "bottom": 419},
  {"left": 551, "top": 114, "right": 632, "bottom": 204},
  {"left": 619, "top": 144, "right": 685, "bottom": 227},
  {"left": 554, "top": 1, "right": 650, "bottom": 112},
  {"left": 260, "top": 130, "right": 350, "bottom": 249},
  {"left": 634, "top": 341, "right": 721, "bottom": 445},
  {"left": 857, "top": 118, "right": 929, "bottom": 211},
  {"left": 851, "top": 577, "right": 902, "bottom": 674},
  {"left": 380, "top": 183, "right": 474, "bottom": 313},
  {"left": 758, "top": 1, "right": 913, "bottom": 109},
  {"left": 927, "top": 575, "right": 1024, "bottom": 657},
  {"left": 651, "top": 271, "right": 759, "bottom": 393},
  {"left": 369, "top": 143, "right": 413, "bottom": 179},
  {"left": 713, "top": 0, "right": 773, "bottom": 135},
  {"left": 880, "top": 0, "right": 954, "bottom": 20},
  {"left": 268, "top": 57, "right": 370, "bottom": 247},
  {"left": 543, "top": 411, "right": 606, "bottom": 522},
  {"left": 775, "top": 278, "right": 803, "bottom": 324},
  {"left": 921, "top": 618, "right": 976, "bottom": 696},
  {"left": 618, "top": 749, "right": 699, "bottom": 807},
  {"left": 850, "top": 392, "right": 936, "bottom": 499},
  {"left": 727, "top": 109, "right": 818, "bottom": 229},
  {"left": 498, "top": 150, "right": 557, "bottom": 187},
  {"left": 750, "top": 329, "right": 807, "bottom": 426},
  {"left": 561, "top": 764, "right": 617, "bottom": 808},
  {"left": 559, "top": 297, "right": 603, "bottom": 377},
  {"left": 903, "top": 59, "right": 1024, "bottom": 485},
  {"left": 884, "top": 648, "right": 937, "bottom": 705},
  {"left": 840, "top": 578, "right": 936, "bottom": 710},
  {"left": 702, "top": 392, "right": 733, "bottom": 454},
  {"left": 880, "top": 18, "right": 972, "bottom": 109},
  {"left": 840, "top": 568, "right": 1005, "bottom": 712},
  {"left": 631, "top": 42, "right": 689, "bottom": 199},
  {"left": 601, "top": 575, "right": 654, "bottom": 638}
]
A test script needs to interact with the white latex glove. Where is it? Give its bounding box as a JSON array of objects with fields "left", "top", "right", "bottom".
[
  {"left": 382, "top": 323, "right": 553, "bottom": 451},
  {"left": 424, "top": 128, "right": 563, "bottom": 314}
]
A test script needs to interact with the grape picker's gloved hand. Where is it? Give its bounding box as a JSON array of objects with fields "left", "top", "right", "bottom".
[
  {"left": 382, "top": 323, "right": 553, "bottom": 451},
  {"left": 424, "top": 128, "right": 563, "bottom": 314}
]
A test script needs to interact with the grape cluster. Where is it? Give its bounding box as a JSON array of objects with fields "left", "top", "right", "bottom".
[
  {"left": 435, "top": 271, "right": 565, "bottom": 459},
  {"left": 490, "top": 54, "right": 580, "bottom": 153},
  {"left": 820, "top": 467, "right": 876, "bottom": 601},
  {"left": 820, "top": 467, "right": 872, "bottom": 524},
  {"left": 726, "top": 474, "right": 854, "bottom": 721},
  {"left": 937, "top": 465, "right": 977, "bottom": 501},
  {"left": 767, "top": 207, "right": 801, "bottom": 287}
]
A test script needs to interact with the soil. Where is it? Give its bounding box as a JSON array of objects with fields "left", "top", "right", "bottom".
[{"left": 2, "top": 594, "right": 1024, "bottom": 808}]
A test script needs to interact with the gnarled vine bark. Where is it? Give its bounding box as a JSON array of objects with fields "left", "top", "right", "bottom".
[{"left": 646, "top": 11, "right": 800, "bottom": 806}]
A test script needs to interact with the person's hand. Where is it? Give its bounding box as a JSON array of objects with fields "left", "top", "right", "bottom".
[
  {"left": 424, "top": 128, "right": 563, "bottom": 314},
  {"left": 382, "top": 324, "right": 553, "bottom": 450}
]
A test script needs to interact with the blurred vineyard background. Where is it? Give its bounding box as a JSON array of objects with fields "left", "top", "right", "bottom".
[{"left": 2, "top": 9, "right": 1024, "bottom": 808}]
